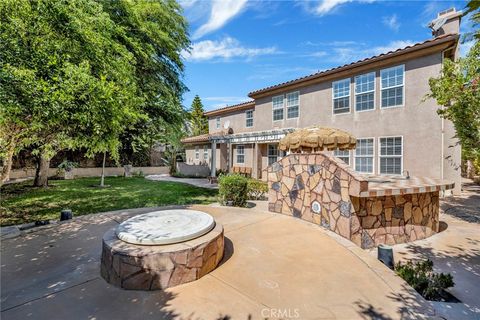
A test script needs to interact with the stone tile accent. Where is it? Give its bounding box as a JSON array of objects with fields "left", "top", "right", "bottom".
[
  {"left": 268, "top": 153, "right": 442, "bottom": 249},
  {"left": 101, "top": 223, "right": 224, "bottom": 290}
]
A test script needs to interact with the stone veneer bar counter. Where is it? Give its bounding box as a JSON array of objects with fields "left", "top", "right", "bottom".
[{"left": 267, "top": 153, "right": 454, "bottom": 249}]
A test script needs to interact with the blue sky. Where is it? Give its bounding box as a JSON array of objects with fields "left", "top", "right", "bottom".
[{"left": 180, "top": 0, "right": 473, "bottom": 111}]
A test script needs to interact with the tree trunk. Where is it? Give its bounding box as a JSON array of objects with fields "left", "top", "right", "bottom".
[
  {"left": 100, "top": 151, "right": 106, "bottom": 187},
  {"left": 0, "top": 137, "right": 16, "bottom": 186},
  {"left": 34, "top": 153, "right": 50, "bottom": 187}
]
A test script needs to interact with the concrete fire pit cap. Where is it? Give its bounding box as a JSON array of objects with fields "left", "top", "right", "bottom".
[
  {"left": 279, "top": 126, "right": 356, "bottom": 152},
  {"left": 116, "top": 209, "right": 215, "bottom": 245}
]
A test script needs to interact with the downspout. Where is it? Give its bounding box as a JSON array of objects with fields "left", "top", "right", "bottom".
[{"left": 439, "top": 44, "right": 457, "bottom": 180}]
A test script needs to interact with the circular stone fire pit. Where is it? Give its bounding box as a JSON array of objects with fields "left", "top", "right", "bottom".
[{"left": 101, "top": 209, "right": 224, "bottom": 290}]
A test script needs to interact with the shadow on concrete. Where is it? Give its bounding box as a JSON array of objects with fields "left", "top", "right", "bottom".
[
  {"left": 354, "top": 283, "right": 435, "bottom": 319},
  {"left": 441, "top": 182, "right": 480, "bottom": 224},
  {"left": 396, "top": 240, "right": 480, "bottom": 316},
  {"left": 218, "top": 237, "right": 234, "bottom": 267}
]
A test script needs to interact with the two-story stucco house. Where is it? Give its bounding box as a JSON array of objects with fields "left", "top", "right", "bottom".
[{"left": 182, "top": 9, "right": 463, "bottom": 194}]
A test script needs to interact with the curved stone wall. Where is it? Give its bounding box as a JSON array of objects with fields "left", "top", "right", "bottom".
[
  {"left": 267, "top": 153, "right": 440, "bottom": 249},
  {"left": 101, "top": 223, "right": 224, "bottom": 290}
]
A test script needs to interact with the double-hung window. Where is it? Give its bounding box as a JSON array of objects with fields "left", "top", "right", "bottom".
[
  {"left": 203, "top": 145, "right": 208, "bottom": 160},
  {"left": 215, "top": 117, "right": 221, "bottom": 129},
  {"left": 355, "top": 72, "right": 375, "bottom": 111},
  {"left": 272, "top": 95, "right": 284, "bottom": 121},
  {"left": 334, "top": 149, "right": 350, "bottom": 165},
  {"left": 379, "top": 137, "right": 402, "bottom": 174},
  {"left": 355, "top": 138, "right": 374, "bottom": 173},
  {"left": 333, "top": 78, "right": 350, "bottom": 114},
  {"left": 236, "top": 145, "right": 245, "bottom": 164},
  {"left": 246, "top": 110, "right": 253, "bottom": 128},
  {"left": 195, "top": 146, "right": 199, "bottom": 160},
  {"left": 286, "top": 92, "right": 299, "bottom": 119},
  {"left": 381, "top": 65, "right": 404, "bottom": 108}
]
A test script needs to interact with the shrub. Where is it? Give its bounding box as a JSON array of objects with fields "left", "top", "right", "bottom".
[
  {"left": 247, "top": 179, "right": 268, "bottom": 200},
  {"left": 218, "top": 174, "right": 248, "bottom": 207},
  {"left": 395, "top": 259, "right": 454, "bottom": 301},
  {"left": 57, "top": 160, "right": 78, "bottom": 172}
]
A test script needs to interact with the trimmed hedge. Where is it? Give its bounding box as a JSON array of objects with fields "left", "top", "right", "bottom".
[{"left": 218, "top": 174, "right": 249, "bottom": 207}]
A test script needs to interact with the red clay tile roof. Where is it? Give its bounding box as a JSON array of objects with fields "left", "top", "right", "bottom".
[
  {"left": 248, "top": 34, "right": 459, "bottom": 98},
  {"left": 181, "top": 133, "right": 210, "bottom": 144},
  {"left": 203, "top": 100, "right": 255, "bottom": 117},
  {"left": 181, "top": 129, "right": 232, "bottom": 144}
]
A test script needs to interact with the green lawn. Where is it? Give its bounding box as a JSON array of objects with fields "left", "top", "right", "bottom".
[{"left": 0, "top": 177, "right": 218, "bottom": 226}]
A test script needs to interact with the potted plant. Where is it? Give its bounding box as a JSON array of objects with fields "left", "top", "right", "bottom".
[{"left": 57, "top": 160, "right": 78, "bottom": 180}]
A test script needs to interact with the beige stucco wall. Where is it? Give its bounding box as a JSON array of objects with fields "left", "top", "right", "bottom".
[
  {"left": 208, "top": 108, "right": 255, "bottom": 135},
  {"left": 231, "top": 144, "right": 254, "bottom": 168},
  {"left": 207, "top": 52, "right": 461, "bottom": 193}
]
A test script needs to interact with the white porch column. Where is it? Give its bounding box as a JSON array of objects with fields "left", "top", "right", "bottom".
[{"left": 210, "top": 141, "right": 217, "bottom": 177}]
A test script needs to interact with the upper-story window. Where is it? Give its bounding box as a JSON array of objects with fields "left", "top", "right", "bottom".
[
  {"left": 381, "top": 65, "right": 404, "bottom": 108},
  {"left": 236, "top": 145, "right": 245, "bottom": 164},
  {"left": 355, "top": 72, "right": 375, "bottom": 111},
  {"left": 203, "top": 145, "right": 208, "bottom": 160},
  {"left": 379, "top": 136, "right": 402, "bottom": 174},
  {"left": 246, "top": 110, "right": 253, "bottom": 128},
  {"left": 195, "top": 146, "right": 199, "bottom": 160},
  {"left": 332, "top": 78, "right": 350, "bottom": 114},
  {"left": 334, "top": 149, "right": 350, "bottom": 165},
  {"left": 215, "top": 117, "right": 221, "bottom": 129},
  {"left": 272, "top": 95, "right": 284, "bottom": 121},
  {"left": 286, "top": 92, "right": 299, "bottom": 119},
  {"left": 354, "top": 138, "right": 374, "bottom": 173}
]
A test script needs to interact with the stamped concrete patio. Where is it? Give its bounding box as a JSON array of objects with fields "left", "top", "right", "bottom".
[{"left": 1, "top": 203, "right": 442, "bottom": 320}]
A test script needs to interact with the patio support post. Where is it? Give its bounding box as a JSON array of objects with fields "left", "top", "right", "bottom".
[{"left": 210, "top": 141, "right": 217, "bottom": 177}]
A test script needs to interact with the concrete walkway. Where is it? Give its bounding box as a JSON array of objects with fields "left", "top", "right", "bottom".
[
  {"left": 146, "top": 174, "right": 218, "bottom": 189},
  {"left": 1, "top": 204, "right": 433, "bottom": 320},
  {"left": 387, "top": 183, "right": 480, "bottom": 320}
]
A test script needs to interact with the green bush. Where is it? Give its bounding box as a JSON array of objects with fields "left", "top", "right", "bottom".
[
  {"left": 395, "top": 259, "right": 454, "bottom": 301},
  {"left": 247, "top": 179, "right": 268, "bottom": 200},
  {"left": 218, "top": 174, "right": 248, "bottom": 207}
]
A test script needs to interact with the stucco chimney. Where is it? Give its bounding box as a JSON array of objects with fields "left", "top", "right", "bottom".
[{"left": 429, "top": 8, "right": 462, "bottom": 38}]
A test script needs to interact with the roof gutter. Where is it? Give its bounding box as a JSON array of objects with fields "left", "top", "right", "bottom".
[{"left": 248, "top": 34, "right": 459, "bottom": 99}]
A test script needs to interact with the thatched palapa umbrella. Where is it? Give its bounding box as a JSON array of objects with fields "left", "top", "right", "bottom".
[{"left": 279, "top": 126, "right": 356, "bottom": 153}]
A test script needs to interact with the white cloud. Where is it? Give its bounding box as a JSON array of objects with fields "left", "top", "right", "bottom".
[
  {"left": 184, "top": 37, "right": 278, "bottom": 62},
  {"left": 178, "top": 0, "right": 198, "bottom": 9},
  {"left": 324, "top": 40, "right": 415, "bottom": 64},
  {"left": 383, "top": 14, "right": 400, "bottom": 32},
  {"left": 311, "top": 0, "right": 375, "bottom": 16},
  {"left": 192, "top": 0, "right": 248, "bottom": 39}
]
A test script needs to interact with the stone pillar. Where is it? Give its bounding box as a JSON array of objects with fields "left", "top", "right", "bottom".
[{"left": 210, "top": 141, "right": 217, "bottom": 177}]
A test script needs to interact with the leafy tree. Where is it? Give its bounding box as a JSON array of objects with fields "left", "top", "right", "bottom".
[
  {"left": 427, "top": 3, "right": 480, "bottom": 177},
  {"left": 0, "top": 0, "right": 190, "bottom": 187},
  {"left": 190, "top": 95, "right": 209, "bottom": 136}
]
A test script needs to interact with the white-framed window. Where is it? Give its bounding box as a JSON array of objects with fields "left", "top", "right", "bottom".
[
  {"left": 195, "top": 146, "right": 199, "bottom": 160},
  {"left": 267, "top": 144, "right": 286, "bottom": 166},
  {"left": 381, "top": 65, "right": 404, "bottom": 108},
  {"left": 272, "top": 95, "right": 284, "bottom": 121},
  {"left": 203, "top": 145, "right": 208, "bottom": 160},
  {"left": 379, "top": 136, "right": 403, "bottom": 174},
  {"left": 355, "top": 72, "right": 375, "bottom": 111},
  {"left": 355, "top": 138, "right": 374, "bottom": 173},
  {"left": 286, "top": 91, "right": 299, "bottom": 119},
  {"left": 216, "top": 116, "right": 221, "bottom": 129},
  {"left": 332, "top": 78, "right": 350, "bottom": 114},
  {"left": 246, "top": 110, "right": 253, "bottom": 128},
  {"left": 334, "top": 149, "right": 350, "bottom": 165},
  {"left": 236, "top": 145, "right": 245, "bottom": 164}
]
